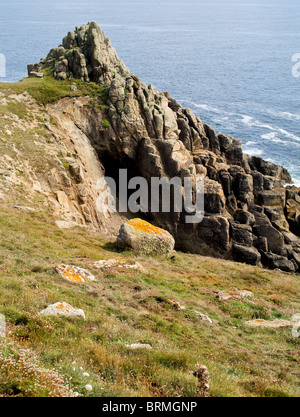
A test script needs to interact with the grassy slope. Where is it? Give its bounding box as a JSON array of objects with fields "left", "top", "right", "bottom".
[
  {"left": 0, "top": 205, "right": 299, "bottom": 397},
  {"left": 0, "top": 66, "right": 108, "bottom": 106},
  {"left": 0, "top": 75, "right": 300, "bottom": 397}
]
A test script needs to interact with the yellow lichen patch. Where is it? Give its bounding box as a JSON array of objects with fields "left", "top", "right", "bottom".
[
  {"left": 127, "top": 218, "right": 169, "bottom": 236},
  {"left": 55, "top": 265, "right": 95, "bottom": 283}
]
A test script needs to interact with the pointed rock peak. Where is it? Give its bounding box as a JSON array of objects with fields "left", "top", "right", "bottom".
[{"left": 29, "top": 21, "right": 130, "bottom": 85}]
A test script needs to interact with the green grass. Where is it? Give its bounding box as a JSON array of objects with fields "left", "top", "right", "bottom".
[
  {"left": 0, "top": 205, "right": 299, "bottom": 397},
  {"left": 101, "top": 119, "right": 110, "bottom": 128},
  {"left": 0, "top": 66, "right": 108, "bottom": 106}
]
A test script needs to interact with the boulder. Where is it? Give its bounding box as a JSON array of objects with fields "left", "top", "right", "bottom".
[
  {"left": 231, "top": 222, "right": 253, "bottom": 246},
  {"left": 55, "top": 264, "right": 96, "bottom": 283},
  {"left": 261, "top": 252, "right": 296, "bottom": 272},
  {"left": 245, "top": 319, "right": 294, "bottom": 328},
  {"left": 194, "top": 311, "right": 214, "bottom": 325},
  {"left": 196, "top": 215, "right": 230, "bottom": 252},
  {"left": 116, "top": 218, "right": 175, "bottom": 256},
  {"left": 232, "top": 244, "right": 261, "bottom": 265},
  {"left": 253, "top": 224, "right": 285, "bottom": 255},
  {"left": 217, "top": 289, "right": 254, "bottom": 301},
  {"left": 39, "top": 302, "right": 85, "bottom": 319},
  {"left": 93, "top": 258, "right": 144, "bottom": 271},
  {"left": 29, "top": 71, "right": 44, "bottom": 78},
  {"left": 233, "top": 209, "right": 255, "bottom": 226}
]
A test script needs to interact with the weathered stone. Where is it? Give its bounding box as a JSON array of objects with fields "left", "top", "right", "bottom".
[
  {"left": 217, "top": 289, "right": 254, "bottom": 301},
  {"left": 196, "top": 215, "right": 230, "bottom": 252},
  {"left": 29, "top": 71, "right": 44, "bottom": 78},
  {"left": 204, "top": 179, "right": 226, "bottom": 214},
  {"left": 261, "top": 252, "right": 296, "bottom": 272},
  {"left": 245, "top": 319, "right": 294, "bottom": 328},
  {"left": 39, "top": 302, "right": 85, "bottom": 319},
  {"left": 55, "top": 264, "right": 96, "bottom": 283},
  {"left": 94, "top": 259, "right": 144, "bottom": 271},
  {"left": 257, "top": 189, "right": 285, "bottom": 207},
  {"left": 253, "top": 236, "right": 268, "bottom": 252},
  {"left": 253, "top": 224, "right": 285, "bottom": 255},
  {"left": 117, "top": 218, "right": 175, "bottom": 256},
  {"left": 194, "top": 311, "right": 214, "bottom": 325},
  {"left": 233, "top": 209, "right": 255, "bottom": 226},
  {"left": 231, "top": 222, "right": 253, "bottom": 246},
  {"left": 232, "top": 244, "right": 261, "bottom": 265}
]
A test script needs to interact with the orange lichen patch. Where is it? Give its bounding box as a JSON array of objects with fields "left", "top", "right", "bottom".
[
  {"left": 127, "top": 218, "right": 169, "bottom": 236},
  {"left": 55, "top": 303, "right": 71, "bottom": 311},
  {"left": 55, "top": 265, "right": 95, "bottom": 283}
]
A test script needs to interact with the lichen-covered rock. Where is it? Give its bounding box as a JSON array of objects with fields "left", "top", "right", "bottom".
[
  {"left": 94, "top": 258, "right": 144, "bottom": 271},
  {"left": 116, "top": 218, "right": 175, "bottom": 256},
  {"left": 55, "top": 265, "right": 95, "bottom": 283},
  {"left": 217, "top": 289, "right": 254, "bottom": 301},
  {"left": 39, "top": 302, "right": 85, "bottom": 319},
  {"left": 245, "top": 319, "right": 295, "bottom": 328}
]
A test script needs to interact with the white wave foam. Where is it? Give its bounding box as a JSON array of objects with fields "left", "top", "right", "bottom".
[
  {"left": 179, "top": 100, "right": 233, "bottom": 116},
  {"left": 243, "top": 147, "right": 264, "bottom": 156},
  {"left": 277, "top": 128, "right": 300, "bottom": 142},
  {"left": 260, "top": 132, "right": 288, "bottom": 144},
  {"left": 240, "top": 115, "right": 275, "bottom": 131},
  {"left": 266, "top": 108, "right": 300, "bottom": 121},
  {"left": 241, "top": 115, "right": 300, "bottom": 143},
  {"left": 180, "top": 102, "right": 300, "bottom": 145}
]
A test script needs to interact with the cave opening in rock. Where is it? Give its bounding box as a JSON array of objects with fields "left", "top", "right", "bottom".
[{"left": 99, "top": 150, "right": 150, "bottom": 219}]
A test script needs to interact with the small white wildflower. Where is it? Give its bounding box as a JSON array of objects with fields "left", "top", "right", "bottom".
[
  {"left": 80, "top": 366, "right": 83, "bottom": 370},
  {"left": 84, "top": 384, "right": 93, "bottom": 391},
  {"left": 82, "top": 372, "right": 89, "bottom": 377}
]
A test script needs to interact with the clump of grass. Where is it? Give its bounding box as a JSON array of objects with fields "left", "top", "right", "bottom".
[
  {"left": 101, "top": 119, "right": 110, "bottom": 128},
  {"left": 0, "top": 101, "right": 27, "bottom": 119}
]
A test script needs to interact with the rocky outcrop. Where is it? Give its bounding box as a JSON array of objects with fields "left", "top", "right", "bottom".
[{"left": 28, "top": 21, "right": 300, "bottom": 273}]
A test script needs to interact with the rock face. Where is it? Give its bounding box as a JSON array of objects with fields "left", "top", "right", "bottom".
[
  {"left": 117, "top": 218, "right": 175, "bottom": 256},
  {"left": 29, "top": 21, "right": 300, "bottom": 272}
]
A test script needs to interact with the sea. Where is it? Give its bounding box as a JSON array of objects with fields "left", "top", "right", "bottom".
[{"left": 0, "top": 0, "right": 299, "bottom": 184}]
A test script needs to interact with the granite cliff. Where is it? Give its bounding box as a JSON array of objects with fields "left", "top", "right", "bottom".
[{"left": 25, "top": 21, "right": 300, "bottom": 272}]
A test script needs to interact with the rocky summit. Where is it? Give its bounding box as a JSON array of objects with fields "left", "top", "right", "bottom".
[{"left": 27, "top": 21, "right": 300, "bottom": 273}]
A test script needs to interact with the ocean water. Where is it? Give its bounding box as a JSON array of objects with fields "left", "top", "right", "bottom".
[{"left": 0, "top": 0, "right": 299, "bottom": 184}]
